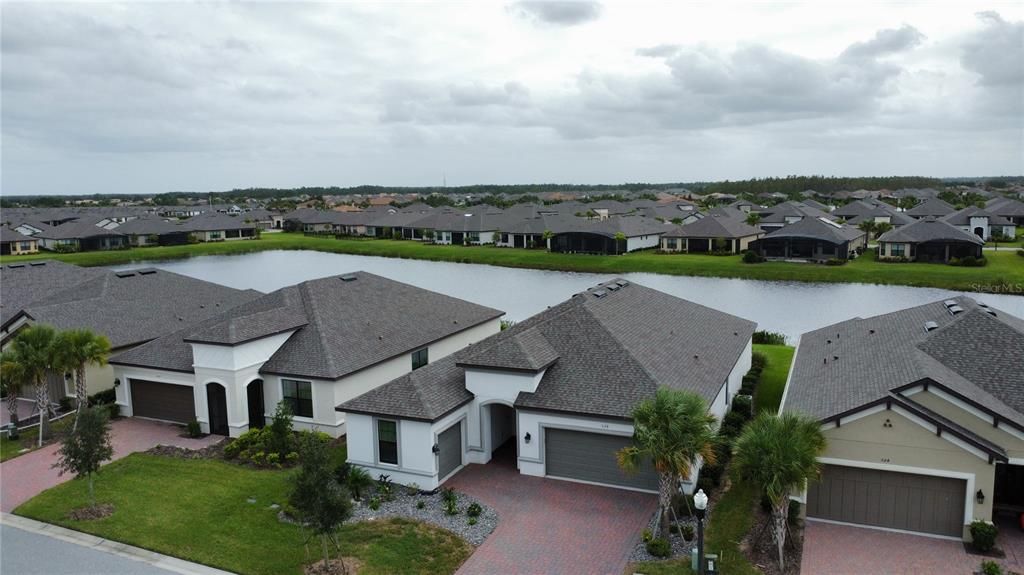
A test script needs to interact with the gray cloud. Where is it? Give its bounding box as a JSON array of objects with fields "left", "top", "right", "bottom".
[
  {"left": 840, "top": 24, "right": 925, "bottom": 60},
  {"left": 510, "top": 1, "right": 602, "bottom": 26}
]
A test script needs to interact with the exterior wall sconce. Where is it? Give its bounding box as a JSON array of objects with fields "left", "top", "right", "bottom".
[
  {"left": 113, "top": 378, "right": 121, "bottom": 387},
  {"left": 432, "top": 444, "right": 440, "bottom": 454},
  {"left": 976, "top": 489, "right": 985, "bottom": 504},
  {"left": 524, "top": 432, "right": 531, "bottom": 444}
]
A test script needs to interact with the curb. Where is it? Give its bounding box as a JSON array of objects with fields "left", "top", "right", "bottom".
[{"left": 1, "top": 513, "right": 236, "bottom": 575}]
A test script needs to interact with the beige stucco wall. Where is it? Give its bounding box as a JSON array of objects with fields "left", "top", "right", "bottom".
[
  {"left": 910, "top": 390, "right": 1024, "bottom": 461},
  {"left": 879, "top": 242, "right": 911, "bottom": 258},
  {"left": 822, "top": 408, "right": 996, "bottom": 538}
]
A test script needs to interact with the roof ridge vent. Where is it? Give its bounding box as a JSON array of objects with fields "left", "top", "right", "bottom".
[
  {"left": 29, "top": 262, "right": 46, "bottom": 267},
  {"left": 115, "top": 271, "right": 136, "bottom": 278},
  {"left": 340, "top": 274, "right": 357, "bottom": 282},
  {"left": 924, "top": 321, "right": 939, "bottom": 332},
  {"left": 592, "top": 290, "right": 607, "bottom": 298},
  {"left": 947, "top": 305, "right": 964, "bottom": 316}
]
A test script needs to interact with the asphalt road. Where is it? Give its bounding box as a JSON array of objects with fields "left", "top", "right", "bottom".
[{"left": 0, "top": 523, "right": 176, "bottom": 575}]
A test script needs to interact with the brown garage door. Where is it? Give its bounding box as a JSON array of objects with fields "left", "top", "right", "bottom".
[
  {"left": 130, "top": 379, "right": 195, "bottom": 423},
  {"left": 807, "top": 464, "right": 966, "bottom": 537}
]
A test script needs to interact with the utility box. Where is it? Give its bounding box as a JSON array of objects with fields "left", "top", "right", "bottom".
[{"left": 689, "top": 551, "right": 719, "bottom": 574}]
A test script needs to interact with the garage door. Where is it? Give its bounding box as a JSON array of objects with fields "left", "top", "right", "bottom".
[
  {"left": 130, "top": 379, "right": 195, "bottom": 424},
  {"left": 545, "top": 428, "right": 659, "bottom": 491},
  {"left": 437, "top": 421, "right": 463, "bottom": 480},
  {"left": 807, "top": 465, "right": 966, "bottom": 537}
]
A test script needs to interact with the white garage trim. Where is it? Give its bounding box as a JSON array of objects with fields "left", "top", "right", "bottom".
[{"left": 817, "top": 456, "right": 975, "bottom": 527}]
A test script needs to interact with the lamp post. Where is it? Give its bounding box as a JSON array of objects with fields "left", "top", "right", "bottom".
[{"left": 694, "top": 488, "right": 708, "bottom": 575}]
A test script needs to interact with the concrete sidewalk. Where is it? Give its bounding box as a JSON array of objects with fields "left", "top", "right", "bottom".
[{"left": 1, "top": 513, "right": 235, "bottom": 575}]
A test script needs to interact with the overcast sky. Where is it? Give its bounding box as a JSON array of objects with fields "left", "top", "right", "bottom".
[{"left": 2, "top": 1, "right": 1022, "bottom": 196}]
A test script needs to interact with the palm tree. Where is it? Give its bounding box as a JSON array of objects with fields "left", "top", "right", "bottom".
[
  {"left": 745, "top": 212, "right": 762, "bottom": 227},
  {"left": 613, "top": 231, "right": 627, "bottom": 255},
  {"left": 732, "top": 412, "right": 826, "bottom": 571},
  {"left": 857, "top": 220, "right": 876, "bottom": 240},
  {"left": 617, "top": 387, "right": 718, "bottom": 539},
  {"left": 0, "top": 350, "right": 30, "bottom": 431},
  {"left": 873, "top": 222, "right": 893, "bottom": 238},
  {"left": 10, "top": 325, "right": 59, "bottom": 447},
  {"left": 53, "top": 329, "right": 112, "bottom": 431},
  {"left": 541, "top": 230, "right": 553, "bottom": 250}
]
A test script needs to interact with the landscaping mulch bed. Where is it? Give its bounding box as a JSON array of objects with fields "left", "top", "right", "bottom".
[
  {"left": 146, "top": 438, "right": 230, "bottom": 460},
  {"left": 67, "top": 503, "right": 115, "bottom": 521},
  {"left": 740, "top": 501, "right": 804, "bottom": 575},
  {"left": 304, "top": 557, "right": 362, "bottom": 575}
]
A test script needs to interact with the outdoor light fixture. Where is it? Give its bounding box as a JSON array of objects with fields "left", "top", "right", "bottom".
[
  {"left": 524, "top": 432, "right": 531, "bottom": 444},
  {"left": 113, "top": 378, "right": 121, "bottom": 387},
  {"left": 977, "top": 489, "right": 985, "bottom": 504},
  {"left": 432, "top": 444, "right": 440, "bottom": 454},
  {"left": 694, "top": 489, "right": 709, "bottom": 575}
]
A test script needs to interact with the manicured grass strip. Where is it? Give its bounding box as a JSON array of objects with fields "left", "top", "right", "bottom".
[
  {"left": 627, "top": 471, "right": 762, "bottom": 575},
  {"left": 752, "top": 344, "right": 796, "bottom": 414},
  {"left": 2, "top": 233, "right": 1021, "bottom": 293},
  {"left": 15, "top": 453, "right": 471, "bottom": 575},
  {"left": 0, "top": 435, "right": 37, "bottom": 462}
]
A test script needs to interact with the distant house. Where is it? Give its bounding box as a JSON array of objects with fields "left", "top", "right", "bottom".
[
  {"left": 941, "top": 206, "right": 1017, "bottom": 241},
  {"left": 832, "top": 199, "right": 913, "bottom": 227},
  {"left": 109, "top": 273, "right": 503, "bottom": 437},
  {"left": 750, "top": 217, "right": 867, "bottom": 261},
  {"left": 876, "top": 217, "right": 984, "bottom": 262},
  {"left": 547, "top": 215, "right": 666, "bottom": 255},
  {"left": 905, "top": 197, "right": 957, "bottom": 219},
  {"left": 755, "top": 201, "right": 835, "bottom": 231},
  {"left": 782, "top": 298, "right": 1024, "bottom": 541},
  {"left": 113, "top": 217, "right": 190, "bottom": 247},
  {"left": 0, "top": 227, "right": 39, "bottom": 255},
  {"left": 984, "top": 197, "right": 1024, "bottom": 226},
  {"left": 180, "top": 213, "right": 258, "bottom": 242},
  {"left": 339, "top": 279, "right": 755, "bottom": 491},
  {"left": 33, "top": 219, "right": 128, "bottom": 251},
  {"left": 660, "top": 214, "right": 763, "bottom": 253}
]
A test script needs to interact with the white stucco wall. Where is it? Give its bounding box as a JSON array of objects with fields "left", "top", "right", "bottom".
[{"left": 625, "top": 234, "right": 661, "bottom": 252}]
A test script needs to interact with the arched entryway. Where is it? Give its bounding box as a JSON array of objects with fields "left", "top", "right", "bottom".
[
  {"left": 247, "top": 379, "right": 265, "bottom": 430},
  {"left": 487, "top": 403, "right": 517, "bottom": 465},
  {"left": 206, "top": 382, "right": 229, "bottom": 436}
]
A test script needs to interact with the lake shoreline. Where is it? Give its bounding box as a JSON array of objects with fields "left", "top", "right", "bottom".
[{"left": 2, "top": 232, "right": 1021, "bottom": 295}]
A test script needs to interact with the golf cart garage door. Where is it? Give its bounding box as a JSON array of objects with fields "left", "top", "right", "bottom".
[
  {"left": 130, "top": 379, "right": 195, "bottom": 424},
  {"left": 807, "top": 464, "right": 966, "bottom": 537},
  {"left": 544, "top": 428, "right": 659, "bottom": 491}
]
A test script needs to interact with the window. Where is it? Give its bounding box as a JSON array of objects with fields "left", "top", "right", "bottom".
[
  {"left": 281, "top": 379, "right": 313, "bottom": 418},
  {"left": 665, "top": 238, "right": 677, "bottom": 250},
  {"left": 501, "top": 233, "right": 509, "bottom": 243},
  {"left": 890, "top": 244, "right": 905, "bottom": 257},
  {"left": 377, "top": 419, "right": 398, "bottom": 465},
  {"left": 412, "top": 348, "right": 429, "bottom": 370}
]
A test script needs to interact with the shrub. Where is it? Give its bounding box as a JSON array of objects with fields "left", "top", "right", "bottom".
[
  {"left": 1017, "top": 249, "right": 1024, "bottom": 258},
  {"left": 695, "top": 476, "right": 715, "bottom": 497},
  {"left": 466, "top": 502, "right": 483, "bottom": 518},
  {"left": 186, "top": 419, "right": 202, "bottom": 438},
  {"left": 468, "top": 517, "right": 478, "bottom": 526},
  {"left": 368, "top": 496, "right": 381, "bottom": 511},
  {"left": 444, "top": 498, "right": 459, "bottom": 516},
  {"left": 719, "top": 410, "right": 748, "bottom": 438},
  {"left": 750, "top": 351, "right": 768, "bottom": 370},
  {"left": 88, "top": 388, "right": 117, "bottom": 406},
  {"left": 346, "top": 467, "right": 373, "bottom": 500},
  {"left": 377, "top": 474, "right": 395, "bottom": 501},
  {"left": 700, "top": 462, "right": 724, "bottom": 487},
  {"left": 406, "top": 482, "right": 420, "bottom": 496},
  {"left": 753, "top": 331, "right": 787, "bottom": 345},
  {"left": 732, "top": 395, "right": 753, "bottom": 418},
  {"left": 981, "top": 560, "right": 1003, "bottom": 575},
  {"left": 441, "top": 487, "right": 458, "bottom": 505},
  {"left": 681, "top": 524, "right": 695, "bottom": 541},
  {"left": 970, "top": 520, "right": 998, "bottom": 552},
  {"left": 646, "top": 537, "right": 671, "bottom": 558},
  {"left": 671, "top": 493, "right": 693, "bottom": 518},
  {"left": 742, "top": 250, "right": 765, "bottom": 264},
  {"left": 416, "top": 500, "right": 425, "bottom": 510},
  {"left": 788, "top": 499, "right": 802, "bottom": 526},
  {"left": 641, "top": 528, "right": 653, "bottom": 543},
  {"left": 58, "top": 396, "right": 73, "bottom": 413},
  {"left": 825, "top": 258, "right": 847, "bottom": 266},
  {"left": 877, "top": 256, "right": 910, "bottom": 263}
]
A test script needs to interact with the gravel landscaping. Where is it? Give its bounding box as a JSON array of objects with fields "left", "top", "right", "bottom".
[
  {"left": 629, "top": 499, "right": 718, "bottom": 563},
  {"left": 347, "top": 488, "right": 498, "bottom": 546}
]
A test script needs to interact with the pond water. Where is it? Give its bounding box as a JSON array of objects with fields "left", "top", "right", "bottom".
[{"left": 112, "top": 250, "right": 1024, "bottom": 342}]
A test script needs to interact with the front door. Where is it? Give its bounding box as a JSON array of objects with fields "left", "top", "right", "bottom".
[
  {"left": 247, "top": 380, "right": 265, "bottom": 429},
  {"left": 206, "top": 383, "right": 229, "bottom": 436}
]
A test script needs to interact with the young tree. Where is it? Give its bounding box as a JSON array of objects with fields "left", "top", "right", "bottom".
[
  {"left": 617, "top": 387, "right": 718, "bottom": 539},
  {"left": 54, "top": 406, "right": 114, "bottom": 507},
  {"left": 10, "top": 325, "right": 58, "bottom": 447},
  {"left": 53, "top": 329, "right": 112, "bottom": 431},
  {"left": 613, "top": 231, "right": 627, "bottom": 255},
  {"left": 857, "top": 220, "right": 876, "bottom": 240},
  {"left": 290, "top": 433, "right": 353, "bottom": 573},
  {"left": 732, "top": 412, "right": 826, "bottom": 571},
  {"left": 745, "top": 212, "right": 762, "bottom": 227},
  {"left": 0, "top": 350, "right": 29, "bottom": 432},
  {"left": 873, "top": 222, "right": 893, "bottom": 238}
]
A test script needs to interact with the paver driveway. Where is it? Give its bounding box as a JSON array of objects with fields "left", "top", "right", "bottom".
[
  {"left": 447, "top": 450, "right": 658, "bottom": 575},
  {"left": 801, "top": 518, "right": 1024, "bottom": 575},
  {"left": 1, "top": 418, "right": 220, "bottom": 512}
]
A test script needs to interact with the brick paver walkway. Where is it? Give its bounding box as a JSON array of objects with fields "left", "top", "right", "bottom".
[
  {"left": 1, "top": 418, "right": 221, "bottom": 512},
  {"left": 801, "top": 519, "right": 1024, "bottom": 575},
  {"left": 447, "top": 451, "right": 658, "bottom": 575}
]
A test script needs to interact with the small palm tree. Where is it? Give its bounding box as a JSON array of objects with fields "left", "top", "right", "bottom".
[
  {"left": 873, "top": 222, "right": 893, "bottom": 238},
  {"left": 0, "top": 350, "right": 29, "bottom": 430},
  {"left": 617, "top": 387, "right": 718, "bottom": 539},
  {"left": 54, "top": 329, "right": 112, "bottom": 431},
  {"left": 745, "top": 212, "right": 762, "bottom": 227},
  {"left": 541, "top": 230, "right": 554, "bottom": 250},
  {"left": 613, "top": 231, "right": 627, "bottom": 255},
  {"left": 733, "top": 412, "right": 826, "bottom": 571},
  {"left": 11, "top": 325, "right": 59, "bottom": 447},
  {"left": 857, "top": 220, "right": 876, "bottom": 239}
]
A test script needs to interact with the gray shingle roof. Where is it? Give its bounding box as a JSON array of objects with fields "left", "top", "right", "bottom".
[
  {"left": 906, "top": 198, "right": 956, "bottom": 218},
  {"left": 783, "top": 298, "right": 1024, "bottom": 427},
  {"left": 1, "top": 261, "right": 105, "bottom": 327},
  {"left": 340, "top": 279, "right": 756, "bottom": 421},
  {"left": 663, "top": 214, "right": 762, "bottom": 239},
  {"left": 0, "top": 226, "right": 36, "bottom": 243},
  {"left": 942, "top": 206, "right": 1013, "bottom": 226},
  {"left": 112, "top": 272, "right": 504, "bottom": 380},
  {"left": 760, "top": 217, "right": 865, "bottom": 244},
  {"left": 876, "top": 217, "right": 984, "bottom": 245}
]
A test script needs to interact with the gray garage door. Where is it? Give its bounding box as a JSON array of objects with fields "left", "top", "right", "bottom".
[
  {"left": 130, "top": 379, "right": 195, "bottom": 424},
  {"left": 807, "top": 464, "right": 966, "bottom": 537},
  {"left": 437, "top": 421, "right": 463, "bottom": 480},
  {"left": 545, "top": 428, "right": 659, "bottom": 491}
]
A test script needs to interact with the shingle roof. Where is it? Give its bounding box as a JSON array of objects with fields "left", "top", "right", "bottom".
[
  {"left": 942, "top": 206, "right": 1013, "bottom": 226},
  {"left": 985, "top": 197, "right": 1024, "bottom": 218},
  {"left": 663, "top": 214, "right": 762, "bottom": 239},
  {"left": 906, "top": 198, "right": 956, "bottom": 218},
  {"left": 876, "top": 217, "right": 984, "bottom": 245},
  {"left": 340, "top": 279, "right": 756, "bottom": 421},
  {"left": 112, "top": 272, "right": 504, "bottom": 380},
  {"left": 760, "top": 217, "right": 865, "bottom": 244},
  {"left": 783, "top": 298, "right": 1024, "bottom": 427},
  {"left": 11, "top": 268, "right": 261, "bottom": 349},
  {"left": 1, "top": 261, "right": 105, "bottom": 326},
  {"left": 0, "top": 226, "right": 36, "bottom": 243}
]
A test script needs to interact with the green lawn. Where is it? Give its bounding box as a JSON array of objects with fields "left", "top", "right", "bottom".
[
  {"left": 15, "top": 453, "right": 471, "bottom": 575},
  {"left": 2, "top": 232, "right": 1021, "bottom": 293},
  {"left": 628, "top": 471, "right": 762, "bottom": 575},
  {"left": 752, "top": 344, "right": 796, "bottom": 414},
  {"left": 0, "top": 434, "right": 35, "bottom": 462}
]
